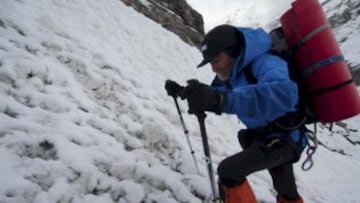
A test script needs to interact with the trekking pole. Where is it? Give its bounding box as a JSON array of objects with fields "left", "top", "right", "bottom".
[
  {"left": 195, "top": 112, "right": 221, "bottom": 202},
  {"left": 172, "top": 97, "right": 200, "bottom": 174}
]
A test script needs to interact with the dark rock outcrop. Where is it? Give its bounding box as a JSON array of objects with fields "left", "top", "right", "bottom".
[{"left": 121, "top": 0, "right": 204, "bottom": 47}]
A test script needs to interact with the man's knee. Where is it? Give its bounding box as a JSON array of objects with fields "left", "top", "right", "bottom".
[
  {"left": 217, "top": 158, "right": 233, "bottom": 178},
  {"left": 217, "top": 158, "right": 246, "bottom": 186}
]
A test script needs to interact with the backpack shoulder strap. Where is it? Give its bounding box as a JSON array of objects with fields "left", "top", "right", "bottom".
[
  {"left": 243, "top": 50, "right": 289, "bottom": 85},
  {"left": 244, "top": 62, "right": 258, "bottom": 84}
]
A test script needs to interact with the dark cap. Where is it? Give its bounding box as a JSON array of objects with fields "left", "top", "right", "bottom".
[{"left": 197, "top": 24, "right": 240, "bottom": 68}]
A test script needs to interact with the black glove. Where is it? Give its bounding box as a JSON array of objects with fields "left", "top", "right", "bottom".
[
  {"left": 165, "top": 80, "right": 184, "bottom": 97},
  {"left": 180, "top": 79, "right": 223, "bottom": 114}
]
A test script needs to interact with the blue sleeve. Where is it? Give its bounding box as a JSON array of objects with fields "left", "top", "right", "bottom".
[{"left": 224, "top": 55, "right": 299, "bottom": 124}]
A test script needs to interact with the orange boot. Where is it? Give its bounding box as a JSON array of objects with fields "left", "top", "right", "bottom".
[
  {"left": 277, "top": 195, "right": 304, "bottom": 203},
  {"left": 221, "top": 179, "right": 257, "bottom": 203}
]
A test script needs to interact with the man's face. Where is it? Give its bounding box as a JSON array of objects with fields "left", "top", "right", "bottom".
[{"left": 210, "top": 52, "right": 235, "bottom": 81}]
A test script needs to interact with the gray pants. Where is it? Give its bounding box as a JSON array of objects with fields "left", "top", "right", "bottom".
[{"left": 217, "top": 130, "right": 302, "bottom": 200}]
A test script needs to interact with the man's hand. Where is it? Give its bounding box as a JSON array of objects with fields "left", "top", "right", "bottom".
[
  {"left": 165, "top": 80, "right": 184, "bottom": 97},
  {"left": 180, "top": 79, "right": 223, "bottom": 114}
]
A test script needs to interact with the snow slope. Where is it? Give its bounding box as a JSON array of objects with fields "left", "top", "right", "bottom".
[{"left": 0, "top": 0, "right": 360, "bottom": 203}]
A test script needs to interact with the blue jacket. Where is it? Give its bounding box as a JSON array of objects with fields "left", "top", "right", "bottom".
[{"left": 211, "top": 27, "right": 299, "bottom": 130}]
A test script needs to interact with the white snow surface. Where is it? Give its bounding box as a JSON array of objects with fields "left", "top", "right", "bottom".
[{"left": 0, "top": 0, "right": 359, "bottom": 203}]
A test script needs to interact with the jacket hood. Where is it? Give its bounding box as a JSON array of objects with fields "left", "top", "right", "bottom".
[{"left": 232, "top": 27, "right": 272, "bottom": 74}]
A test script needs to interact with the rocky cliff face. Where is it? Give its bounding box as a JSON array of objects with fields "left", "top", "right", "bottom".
[{"left": 121, "top": 0, "right": 204, "bottom": 47}]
